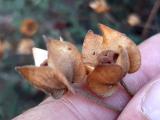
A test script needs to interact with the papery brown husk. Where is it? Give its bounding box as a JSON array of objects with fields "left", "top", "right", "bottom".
[
  {"left": 99, "top": 24, "right": 141, "bottom": 73},
  {"left": 87, "top": 64, "right": 123, "bottom": 97}
]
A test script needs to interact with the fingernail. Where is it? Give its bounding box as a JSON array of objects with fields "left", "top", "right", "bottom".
[{"left": 141, "top": 80, "right": 160, "bottom": 120}]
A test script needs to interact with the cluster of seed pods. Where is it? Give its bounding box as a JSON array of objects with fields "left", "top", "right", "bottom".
[{"left": 16, "top": 24, "right": 141, "bottom": 98}]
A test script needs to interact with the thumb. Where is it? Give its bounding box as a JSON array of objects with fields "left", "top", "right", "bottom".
[{"left": 118, "top": 76, "right": 160, "bottom": 120}]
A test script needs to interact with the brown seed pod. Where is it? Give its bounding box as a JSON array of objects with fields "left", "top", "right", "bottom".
[
  {"left": 82, "top": 30, "right": 103, "bottom": 66},
  {"left": 16, "top": 37, "right": 86, "bottom": 99},
  {"left": 82, "top": 24, "right": 141, "bottom": 96}
]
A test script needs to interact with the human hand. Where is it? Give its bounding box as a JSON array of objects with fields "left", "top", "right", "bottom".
[{"left": 13, "top": 34, "right": 160, "bottom": 120}]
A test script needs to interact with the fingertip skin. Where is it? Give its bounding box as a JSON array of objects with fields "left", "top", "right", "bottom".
[
  {"left": 13, "top": 94, "right": 118, "bottom": 120},
  {"left": 118, "top": 78, "right": 160, "bottom": 120}
]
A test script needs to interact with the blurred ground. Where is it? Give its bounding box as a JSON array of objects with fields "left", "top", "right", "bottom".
[{"left": 0, "top": 0, "right": 160, "bottom": 119}]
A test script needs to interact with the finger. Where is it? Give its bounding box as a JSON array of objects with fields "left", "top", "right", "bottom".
[
  {"left": 99, "top": 33, "right": 160, "bottom": 111},
  {"left": 13, "top": 93, "right": 118, "bottom": 120},
  {"left": 102, "top": 84, "right": 131, "bottom": 111},
  {"left": 123, "top": 33, "right": 160, "bottom": 94},
  {"left": 118, "top": 76, "right": 160, "bottom": 120}
]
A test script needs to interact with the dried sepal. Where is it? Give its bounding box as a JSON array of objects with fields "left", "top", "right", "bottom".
[
  {"left": 89, "top": 0, "right": 110, "bottom": 14},
  {"left": 99, "top": 23, "right": 141, "bottom": 73},
  {"left": 16, "top": 66, "right": 74, "bottom": 99},
  {"left": 127, "top": 14, "right": 141, "bottom": 27},
  {"left": 87, "top": 64, "right": 123, "bottom": 97},
  {"left": 82, "top": 24, "right": 140, "bottom": 74},
  {"left": 82, "top": 30, "right": 103, "bottom": 66},
  {"left": 116, "top": 46, "right": 130, "bottom": 76},
  {"left": 45, "top": 37, "right": 86, "bottom": 84}
]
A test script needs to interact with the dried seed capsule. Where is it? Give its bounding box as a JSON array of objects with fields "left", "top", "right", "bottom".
[
  {"left": 82, "top": 24, "right": 141, "bottom": 97},
  {"left": 16, "top": 37, "right": 86, "bottom": 99}
]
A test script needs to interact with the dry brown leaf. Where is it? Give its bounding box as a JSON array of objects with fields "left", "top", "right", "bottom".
[{"left": 16, "top": 66, "right": 74, "bottom": 99}]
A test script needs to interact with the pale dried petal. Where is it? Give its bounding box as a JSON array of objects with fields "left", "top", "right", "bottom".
[{"left": 32, "top": 48, "right": 48, "bottom": 66}]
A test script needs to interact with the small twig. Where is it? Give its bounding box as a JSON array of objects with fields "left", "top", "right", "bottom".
[{"left": 141, "top": 0, "right": 160, "bottom": 39}]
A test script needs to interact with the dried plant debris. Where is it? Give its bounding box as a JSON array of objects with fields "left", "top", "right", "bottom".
[
  {"left": 89, "top": 0, "right": 110, "bottom": 14},
  {"left": 0, "top": 40, "right": 11, "bottom": 60},
  {"left": 20, "top": 19, "right": 39, "bottom": 37},
  {"left": 17, "top": 38, "right": 34, "bottom": 55},
  {"left": 16, "top": 24, "right": 141, "bottom": 98},
  {"left": 0, "top": 40, "right": 3, "bottom": 59},
  {"left": 127, "top": 14, "right": 141, "bottom": 27}
]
